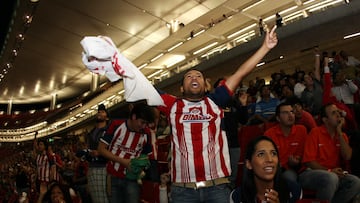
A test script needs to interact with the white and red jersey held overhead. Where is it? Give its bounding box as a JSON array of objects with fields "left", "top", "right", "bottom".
[
  {"left": 159, "top": 85, "right": 232, "bottom": 183},
  {"left": 100, "top": 119, "right": 151, "bottom": 178},
  {"left": 36, "top": 153, "right": 50, "bottom": 182}
]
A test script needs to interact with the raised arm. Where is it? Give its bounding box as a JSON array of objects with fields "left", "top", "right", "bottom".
[
  {"left": 314, "top": 47, "right": 321, "bottom": 82},
  {"left": 226, "top": 26, "right": 278, "bottom": 92}
]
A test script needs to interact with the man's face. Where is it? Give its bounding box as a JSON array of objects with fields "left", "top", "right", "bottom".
[
  {"left": 260, "top": 86, "right": 271, "bottom": 98},
  {"left": 334, "top": 72, "right": 345, "bottom": 85},
  {"left": 129, "top": 115, "right": 149, "bottom": 132},
  {"left": 38, "top": 142, "right": 46, "bottom": 152},
  {"left": 324, "top": 104, "right": 342, "bottom": 127},
  {"left": 96, "top": 110, "right": 108, "bottom": 122},
  {"left": 292, "top": 104, "right": 303, "bottom": 119},
  {"left": 281, "top": 86, "right": 293, "bottom": 98},
  {"left": 181, "top": 70, "right": 206, "bottom": 99},
  {"left": 303, "top": 75, "right": 313, "bottom": 85},
  {"left": 277, "top": 105, "right": 295, "bottom": 127}
]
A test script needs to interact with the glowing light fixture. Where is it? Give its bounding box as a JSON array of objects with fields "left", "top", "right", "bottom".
[
  {"left": 147, "top": 70, "right": 164, "bottom": 78},
  {"left": 193, "top": 42, "right": 219, "bottom": 55},
  {"left": 167, "top": 42, "right": 184, "bottom": 52},
  {"left": 242, "top": 0, "right": 265, "bottom": 12},
  {"left": 164, "top": 55, "right": 186, "bottom": 68},
  {"left": 138, "top": 63, "right": 148, "bottom": 70},
  {"left": 344, "top": 32, "right": 360, "bottom": 39},
  {"left": 150, "top": 53, "right": 164, "bottom": 62},
  {"left": 227, "top": 24, "right": 256, "bottom": 39},
  {"left": 256, "top": 62, "right": 265, "bottom": 67}
]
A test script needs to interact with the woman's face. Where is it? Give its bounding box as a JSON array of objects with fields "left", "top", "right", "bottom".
[
  {"left": 50, "top": 185, "right": 65, "bottom": 203},
  {"left": 246, "top": 140, "right": 278, "bottom": 182}
]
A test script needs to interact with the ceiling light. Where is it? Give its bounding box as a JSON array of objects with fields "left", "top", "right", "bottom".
[
  {"left": 227, "top": 24, "right": 256, "bottom": 39},
  {"left": 49, "top": 79, "right": 54, "bottom": 90},
  {"left": 344, "top": 32, "right": 360, "bottom": 39},
  {"left": 193, "top": 29, "right": 205, "bottom": 37},
  {"left": 19, "top": 86, "right": 24, "bottom": 95},
  {"left": 138, "top": 63, "right": 148, "bottom": 70},
  {"left": 17, "top": 34, "right": 25, "bottom": 40},
  {"left": 147, "top": 70, "right": 164, "bottom": 79},
  {"left": 284, "top": 12, "right": 303, "bottom": 22},
  {"left": 167, "top": 42, "right": 184, "bottom": 52},
  {"left": 307, "top": 0, "right": 342, "bottom": 13},
  {"left": 107, "top": 95, "right": 116, "bottom": 101},
  {"left": 150, "top": 53, "right": 164, "bottom": 62},
  {"left": 256, "top": 62, "right": 265, "bottom": 67},
  {"left": 164, "top": 55, "right": 186, "bottom": 68},
  {"left": 303, "top": 0, "right": 316, "bottom": 5},
  {"left": 279, "top": 6, "right": 298, "bottom": 15},
  {"left": 24, "top": 15, "right": 33, "bottom": 24},
  {"left": 242, "top": 0, "right": 265, "bottom": 12},
  {"left": 118, "top": 90, "right": 125, "bottom": 95},
  {"left": 234, "top": 31, "right": 256, "bottom": 43},
  {"left": 193, "top": 42, "right": 218, "bottom": 55}
]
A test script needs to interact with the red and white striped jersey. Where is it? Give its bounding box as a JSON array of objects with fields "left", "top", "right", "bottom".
[
  {"left": 36, "top": 153, "right": 50, "bottom": 182},
  {"left": 48, "top": 153, "right": 63, "bottom": 182},
  {"left": 159, "top": 86, "right": 232, "bottom": 183},
  {"left": 100, "top": 119, "right": 151, "bottom": 178}
]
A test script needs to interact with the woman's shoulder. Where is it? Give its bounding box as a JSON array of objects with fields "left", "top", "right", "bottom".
[{"left": 230, "top": 187, "right": 242, "bottom": 203}]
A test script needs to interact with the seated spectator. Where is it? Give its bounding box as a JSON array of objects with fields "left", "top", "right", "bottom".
[
  {"left": 230, "top": 136, "right": 290, "bottom": 203},
  {"left": 322, "top": 57, "right": 358, "bottom": 131},
  {"left": 248, "top": 85, "right": 280, "bottom": 125},
  {"left": 299, "top": 103, "right": 360, "bottom": 203},
  {"left": 281, "top": 84, "right": 296, "bottom": 103},
  {"left": 331, "top": 70, "right": 358, "bottom": 107},
  {"left": 339, "top": 50, "right": 360, "bottom": 68},
  {"left": 286, "top": 97, "right": 318, "bottom": 132},
  {"left": 264, "top": 102, "right": 306, "bottom": 203},
  {"left": 246, "top": 79, "right": 258, "bottom": 98}
]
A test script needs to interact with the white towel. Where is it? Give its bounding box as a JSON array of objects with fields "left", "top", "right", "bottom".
[{"left": 80, "top": 36, "right": 164, "bottom": 106}]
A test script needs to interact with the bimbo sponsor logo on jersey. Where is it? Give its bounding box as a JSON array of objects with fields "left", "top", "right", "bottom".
[{"left": 180, "top": 107, "right": 212, "bottom": 123}]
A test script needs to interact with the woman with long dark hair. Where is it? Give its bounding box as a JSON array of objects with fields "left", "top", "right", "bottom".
[{"left": 231, "top": 136, "right": 290, "bottom": 203}]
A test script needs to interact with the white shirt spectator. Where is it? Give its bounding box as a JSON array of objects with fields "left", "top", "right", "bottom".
[
  {"left": 294, "top": 82, "right": 306, "bottom": 98},
  {"left": 331, "top": 80, "right": 358, "bottom": 104}
]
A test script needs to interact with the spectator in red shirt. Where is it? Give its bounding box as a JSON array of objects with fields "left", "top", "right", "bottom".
[
  {"left": 299, "top": 103, "right": 360, "bottom": 203},
  {"left": 264, "top": 102, "right": 306, "bottom": 203},
  {"left": 98, "top": 102, "right": 156, "bottom": 203},
  {"left": 33, "top": 138, "right": 51, "bottom": 194},
  {"left": 286, "top": 97, "right": 318, "bottom": 132},
  {"left": 47, "top": 144, "right": 64, "bottom": 183}
]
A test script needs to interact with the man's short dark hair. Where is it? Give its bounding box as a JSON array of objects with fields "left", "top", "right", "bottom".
[
  {"left": 130, "top": 103, "right": 155, "bottom": 123},
  {"left": 319, "top": 103, "right": 334, "bottom": 119},
  {"left": 38, "top": 139, "right": 49, "bottom": 150},
  {"left": 181, "top": 68, "right": 205, "bottom": 85},
  {"left": 286, "top": 96, "right": 303, "bottom": 107},
  {"left": 98, "top": 104, "right": 110, "bottom": 117},
  {"left": 275, "top": 102, "right": 292, "bottom": 116}
]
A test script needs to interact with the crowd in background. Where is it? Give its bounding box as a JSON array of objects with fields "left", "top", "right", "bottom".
[{"left": 0, "top": 45, "right": 360, "bottom": 203}]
